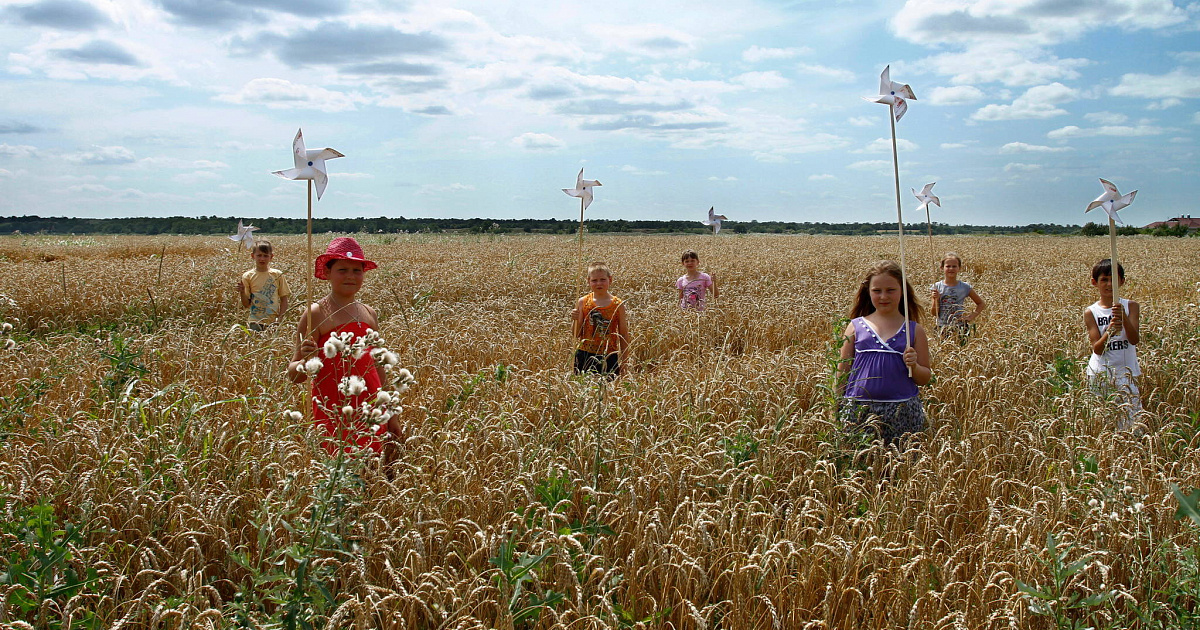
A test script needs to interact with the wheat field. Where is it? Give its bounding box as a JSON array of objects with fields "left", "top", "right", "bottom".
[{"left": 1, "top": 232, "right": 1199, "bottom": 629}]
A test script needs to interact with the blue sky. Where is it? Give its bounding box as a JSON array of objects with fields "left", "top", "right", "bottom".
[{"left": 0, "top": 0, "right": 1196, "bottom": 226}]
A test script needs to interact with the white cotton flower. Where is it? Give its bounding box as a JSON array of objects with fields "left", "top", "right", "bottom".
[
  {"left": 341, "top": 405, "right": 354, "bottom": 417},
  {"left": 1133, "top": 502, "right": 1144, "bottom": 513},
  {"left": 304, "top": 357, "right": 324, "bottom": 376},
  {"left": 1110, "top": 511, "right": 1120, "bottom": 520},
  {"left": 353, "top": 348, "right": 367, "bottom": 361},
  {"left": 286, "top": 410, "right": 303, "bottom": 422},
  {"left": 396, "top": 367, "right": 413, "bottom": 382},
  {"left": 370, "top": 408, "right": 382, "bottom": 418},
  {"left": 323, "top": 340, "right": 339, "bottom": 358},
  {"left": 384, "top": 351, "right": 400, "bottom": 367},
  {"left": 1088, "top": 498, "right": 1099, "bottom": 507},
  {"left": 1, "top": 322, "right": 11, "bottom": 332},
  {"left": 375, "top": 390, "right": 392, "bottom": 405},
  {"left": 3, "top": 339, "right": 15, "bottom": 351},
  {"left": 1124, "top": 485, "right": 1133, "bottom": 493},
  {"left": 339, "top": 375, "right": 367, "bottom": 397}
]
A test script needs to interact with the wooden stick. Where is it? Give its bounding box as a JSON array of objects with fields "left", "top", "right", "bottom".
[
  {"left": 925, "top": 206, "right": 936, "bottom": 276},
  {"left": 306, "top": 179, "right": 314, "bottom": 341},
  {"left": 888, "top": 103, "right": 913, "bottom": 376},
  {"left": 1108, "top": 217, "right": 1120, "bottom": 306},
  {"left": 578, "top": 196, "right": 585, "bottom": 271}
]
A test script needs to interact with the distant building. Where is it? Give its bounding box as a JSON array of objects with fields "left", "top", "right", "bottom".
[{"left": 1143, "top": 215, "right": 1200, "bottom": 231}]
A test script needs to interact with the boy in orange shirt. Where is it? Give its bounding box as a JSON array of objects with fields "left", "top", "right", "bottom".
[{"left": 572, "top": 262, "right": 630, "bottom": 376}]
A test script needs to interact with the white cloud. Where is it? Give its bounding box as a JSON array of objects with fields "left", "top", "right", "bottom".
[
  {"left": 847, "top": 116, "right": 874, "bottom": 127},
  {"left": 1003, "top": 162, "right": 1041, "bottom": 172},
  {"left": 912, "top": 46, "right": 1089, "bottom": 87},
  {"left": 808, "top": 173, "right": 836, "bottom": 181},
  {"left": 856, "top": 138, "right": 918, "bottom": 153},
  {"left": 1084, "top": 112, "right": 1128, "bottom": 125},
  {"left": 511, "top": 132, "right": 564, "bottom": 151},
  {"left": 848, "top": 160, "right": 891, "bottom": 172},
  {"left": 1111, "top": 68, "right": 1200, "bottom": 99},
  {"left": 940, "top": 143, "right": 967, "bottom": 149},
  {"left": 337, "top": 172, "right": 376, "bottom": 179},
  {"left": 742, "top": 45, "right": 809, "bottom": 62},
  {"left": 63, "top": 145, "right": 135, "bottom": 165},
  {"left": 619, "top": 164, "right": 667, "bottom": 176},
  {"left": 1147, "top": 98, "right": 1183, "bottom": 110},
  {"left": 734, "top": 71, "right": 789, "bottom": 90},
  {"left": 971, "top": 83, "right": 1077, "bottom": 121},
  {"left": 707, "top": 175, "right": 738, "bottom": 181},
  {"left": 999, "top": 142, "right": 1071, "bottom": 154},
  {"left": 1046, "top": 124, "right": 1166, "bottom": 139},
  {"left": 795, "top": 63, "right": 855, "bottom": 83},
  {"left": 216, "top": 78, "right": 361, "bottom": 113},
  {"left": 926, "top": 85, "right": 985, "bottom": 106},
  {"left": 0, "top": 143, "right": 40, "bottom": 159}
]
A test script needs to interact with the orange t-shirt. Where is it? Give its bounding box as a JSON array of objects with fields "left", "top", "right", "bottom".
[{"left": 577, "top": 293, "right": 624, "bottom": 355}]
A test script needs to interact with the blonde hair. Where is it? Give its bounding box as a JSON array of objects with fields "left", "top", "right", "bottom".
[
  {"left": 939, "top": 252, "right": 962, "bottom": 268},
  {"left": 586, "top": 261, "right": 612, "bottom": 278}
]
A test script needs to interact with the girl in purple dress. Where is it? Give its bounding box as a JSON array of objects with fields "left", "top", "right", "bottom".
[{"left": 837, "top": 261, "right": 931, "bottom": 443}]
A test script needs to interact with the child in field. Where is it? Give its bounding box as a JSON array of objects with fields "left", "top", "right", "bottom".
[
  {"left": 928, "top": 252, "right": 985, "bottom": 337},
  {"left": 573, "top": 262, "right": 629, "bottom": 376},
  {"left": 236, "top": 240, "right": 290, "bottom": 331},
  {"left": 839, "top": 261, "right": 931, "bottom": 443},
  {"left": 287, "top": 237, "right": 401, "bottom": 453},
  {"left": 677, "top": 250, "right": 718, "bottom": 311},
  {"left": 1083, "top": 258, "right": 1142, "bottom": 430}
]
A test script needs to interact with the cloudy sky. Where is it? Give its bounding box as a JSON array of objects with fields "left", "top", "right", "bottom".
[{"left": 0, "top": 0, "right": 1196, "bottom": 226}]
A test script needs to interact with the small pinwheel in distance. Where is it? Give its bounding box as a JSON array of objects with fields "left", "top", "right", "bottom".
[
  {"left": 912, "top": 183, "right": 941, "bottom": 271},
  {"left": 702, "top": 206, "right": 728, "bottom": 234},
  {"left": 1086, "top": 178, "right": 1137, "bottom": 225},
  {"left": 562, "top": 167, "right": 602, "bottom": 210},
  {"left": 272, "top": 128, "right": 344, "bottom": 200},
  {"left": 912, "top": 183, "right": 940, "bottom": 212},
  {"left": 229, "top": 220, "right": 259, "bottom": 250},
  {"left": 864, "top": 65, "right": 916, "bottom": 121}
]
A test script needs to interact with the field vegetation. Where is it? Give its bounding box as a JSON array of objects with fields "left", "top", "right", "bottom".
[{"left": 1, "top": 233, "right": 1199, "bottom": 629}]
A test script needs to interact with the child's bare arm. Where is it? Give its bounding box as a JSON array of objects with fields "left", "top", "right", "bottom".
[
  {"left": 1124, "top": 301, "right": 1140, "bottom": 346},
  {"left": 572, "top": 297, "right": 586, "bottom": 339},
  {"left": 903, "top": 324, "right": 932, "bottom": 386},
  {"left": 279, "top": 295, "right": 289, "bottom": 316},
  {"left": 236, "top": 279, "right": 251, "bottom": 308},
  {"left": 1084, "top": 309, "right": 1106, "bottom": 356},
  {"left": 837, "top": 322, "right": 855, "bottom": 395},
  {"left": 966, "top": 289, "right": 985, "bottom": 322},
  {"left": 288, "top": 305, "right": 320, "bottom": 383},
  {"left": 615, "top": 303, "right": 630, "bottom": 358},
  {"left": 928, "top": 286, "right": 939, "bottom": 317}
]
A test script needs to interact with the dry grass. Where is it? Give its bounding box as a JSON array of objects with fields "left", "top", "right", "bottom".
[{"left": 1, "top": 233, "right": 1199, "bottom": 628}]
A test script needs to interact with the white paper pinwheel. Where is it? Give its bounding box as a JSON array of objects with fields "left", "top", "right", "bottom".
[
  {"left": 864, "top": 65, "right": 916, "bottom": 122},
  {"left": 229, "top": 220, "right": 259, "bottom": 250},
  {"left": 912, "top": 182, "right": 940, "bottom": 212},
  {"left": 702, "top": 206, "right": 728, "bottom": 234},
  {"left": 1085, "top": 178, "right": 1137, "bottom": 225},
  {"left": 562, "top": 167, "right": 601, "bottom": 210},
  {"left": 272, "top": 128, "right": 344, "bottom": 200}
]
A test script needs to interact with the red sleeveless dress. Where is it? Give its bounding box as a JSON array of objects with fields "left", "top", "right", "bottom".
[{"left": 311, "top": 321, "right": 384, "bottom": 454}]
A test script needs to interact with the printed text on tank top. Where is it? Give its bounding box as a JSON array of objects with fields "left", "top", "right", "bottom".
[{"left": 1093, "top": 312, "right": 1132, "bottom": 352}]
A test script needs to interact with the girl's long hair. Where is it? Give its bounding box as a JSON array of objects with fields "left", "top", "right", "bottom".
[{"left": 849, "top": 260, "right": 923, "bottom": 322}]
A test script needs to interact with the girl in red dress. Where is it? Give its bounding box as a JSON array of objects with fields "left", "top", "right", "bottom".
[{"left": 287, "top": 237, "right": 400, "bottom": 454}]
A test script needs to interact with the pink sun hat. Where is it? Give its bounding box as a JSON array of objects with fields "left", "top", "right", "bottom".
[{"left": 314, "top": 237, "right": 378, "bottom": 279}]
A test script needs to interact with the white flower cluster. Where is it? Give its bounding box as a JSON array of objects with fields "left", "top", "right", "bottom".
[
  {"left": 2, "top": 321, "right": 14, "bottom": 351},
  {"left": 294, "top": 327, "right": 418, "bottom": 431}
]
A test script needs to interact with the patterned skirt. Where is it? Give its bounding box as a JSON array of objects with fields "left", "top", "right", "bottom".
[{"left": 839, "top": 396, "right": 926, "bottom": 444}]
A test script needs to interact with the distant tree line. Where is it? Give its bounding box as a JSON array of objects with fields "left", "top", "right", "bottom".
[{"left": 1, "top": 215, "right": 1190, "bottom": 237}]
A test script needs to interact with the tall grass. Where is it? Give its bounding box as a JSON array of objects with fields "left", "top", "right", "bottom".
[{"left": 0, "top": 233, "right": 1198, "bottom": 628}]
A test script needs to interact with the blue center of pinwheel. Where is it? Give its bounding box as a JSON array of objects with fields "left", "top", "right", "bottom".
[
  {"left": 308, "top": 161, "right": 314, "bottom": 166},
  {"left": 890, "top": 91, "right": 895, "bottom": 95}
]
